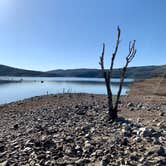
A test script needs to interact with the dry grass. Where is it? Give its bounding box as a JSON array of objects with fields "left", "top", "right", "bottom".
[{"left": 129, "top": 77, "right": 166, "bottom": 96}]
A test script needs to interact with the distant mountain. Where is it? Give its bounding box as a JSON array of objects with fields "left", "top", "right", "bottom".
[
  {"left": 47, "top": 65, "right": 166, "bottom": 78},
  {"left": 0, "top": 65, "right": 55, "bottom": 77},
  {"left": 0, "top": 64, "right": 165, "bottom": 78}
]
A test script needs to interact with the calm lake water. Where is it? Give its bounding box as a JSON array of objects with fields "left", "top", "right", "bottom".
[{"left": 0, "top": 77, "right": 134, "bottom": 105}]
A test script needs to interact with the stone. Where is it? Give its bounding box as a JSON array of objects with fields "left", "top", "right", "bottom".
[
  {"left": 100, "top": 159, "right": 108, "bottom": 166},
  {"left": 0, "top": 152, "right": 7, "bottom": 158},
  {"left": 75, "top": 158, "right": 90, "bottom": 165},
  {"left": 100, "top": 155, "right": 110, "bottom": 166},
  {"left": 37, "top": 153, "right": 46, "bottom": 160},
  {"left": 90, "top": 127, "right": 95, "bottom": 133},
  {"left": 92, "top": 149, "right": 104, "bottom": 157},
  {"left": 130, "top": 152, "right": 139, "bottom": 161},
  {"left": 121, "top": 138, "right": 129, "bottom": 146},
  {"left": 74, "top": 145, "right": 83, "bottom": 157},
  {"left": 65, "top": 136, "right": 74, "bottom": 142},
  {"left": 138, "top": 103, "right": 143, "bottom": 108},
  {"left": 0, "top": 160, "right": 10, "bottom": 166},
  {"left": 133, "top": 136, "right": 142, "bottom": 143},
  {"left": 45, "top": 161, "right": 51, "bottom": 165},
  {"left": 85, "top": 133, "right": 90, "bottom": 139},
  {"left": 29, "top": 160, "right": 36, "bottom": 165},
  {"left": 156, "top": 122, "right": 162, "bottom": 127},
  {"left": 138, "top": 127, "right": 152, "bottom": 137},
  {"left": 136, "top": 118, "right": 141, "bottom": 123},
  {"left": 76, "top": 110, "right": 86, "bottom": 115},
  {"left": 43, "top": 139, "right": 56, "bottom": 149},
  {"left": 152, "top": 137, "right": 160, "bottom": 145},
  {"left": 122, "top": 128, "right": 131, "bottom": 137},
  {"left": 23, "top": 147, "right": 32, "bottom": 152},
  {"left": 127, "top": 102, "right": 134, "bottom": 108},
  {"left": 151, "top": 131, "right": 161, "bottom": 138},
  {"left": 152, "top": 156, "right": 166, "bottom": 164},
  {"left": 148, "top": 145, "right": 166, "bottom": 156},
  {"left": 159, "top": 112, "right": 164, "bottom": 116},
  {"left": 160, "top": 125, "right": 166, "bottom": 130},
  {"left": 13, "top": 124, "right": 19, "bottom": 130},
  {"left": 25, "top": 139, "right": 34, "bottom": 147},
  {"left": 84, "top": 141, "right": 91, "bottom": 148},
  {"left": 65, "top": 147, "right": 74, "bottom": 156},
  {"left": 129, "top": 107, "right": 134, "bottom": 111},
  {"left": 0, "top": 144, "right": 5, "bottom": 152},
  {"left": 139, "top": 157, "right": 145, "bottom": 162}
]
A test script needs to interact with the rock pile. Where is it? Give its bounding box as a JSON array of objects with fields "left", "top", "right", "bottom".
[{"left": 0, "top": 94, "right": 165, "bottom": 165}]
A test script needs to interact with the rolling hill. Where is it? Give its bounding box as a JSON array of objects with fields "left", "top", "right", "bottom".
[
  {"left": 0, "top": 65, "right": 55, "bottom": 77},
  {"left": 47, "top": 65, "right": 166, "bottom": 78},
  {"left": 0, "top": 64, "right": 165, "bottom": 79}
]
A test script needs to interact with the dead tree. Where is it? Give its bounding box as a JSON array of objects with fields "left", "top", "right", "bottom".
[{"left": 99, "top": 26, "right": 136, "bottom": 121}]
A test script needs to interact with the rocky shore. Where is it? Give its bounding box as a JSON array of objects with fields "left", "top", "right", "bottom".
[{"left": 0, "top": 93, "right": 166, "bottom": 166}]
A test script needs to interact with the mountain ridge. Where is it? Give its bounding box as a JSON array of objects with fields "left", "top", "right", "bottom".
[
  {"left": 0, "top": 64, "right": 165, "bottom": 79},
  {"left": 0, "top": 64, "right": 55, "bottom": 77}
]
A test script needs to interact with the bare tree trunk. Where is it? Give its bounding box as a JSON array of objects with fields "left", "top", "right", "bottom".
[{"left": 99, "top": 27, "right": 136, "bottom": 121}]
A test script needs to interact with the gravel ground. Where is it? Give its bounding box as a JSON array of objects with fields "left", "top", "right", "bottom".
[{"left": 0, "top": 93, "right": 166, "bottom": 166}]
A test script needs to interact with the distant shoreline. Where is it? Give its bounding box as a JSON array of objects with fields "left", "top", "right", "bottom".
[
  {"left": 0, "top": 80, "right": 22, "bottom": 84},
  {"left": 0, "top": 64, "right": 166, "bottom": 79}
]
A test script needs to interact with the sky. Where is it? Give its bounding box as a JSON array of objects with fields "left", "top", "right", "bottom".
[{"left": 0, "top": 0, "right": 166, "bottom": 71}]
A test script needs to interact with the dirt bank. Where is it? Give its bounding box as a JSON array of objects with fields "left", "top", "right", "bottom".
[{"left": 129, "top": 77, "right": 166, "bottom": 96}]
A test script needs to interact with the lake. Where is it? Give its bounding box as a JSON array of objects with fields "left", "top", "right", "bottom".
[{"left": 0, "top": 77, "right": 134, "bottom": 105}]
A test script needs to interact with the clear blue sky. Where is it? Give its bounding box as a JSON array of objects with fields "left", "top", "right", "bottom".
[{"left": 0, "top": 0, "right": 165, "bottom": 71}]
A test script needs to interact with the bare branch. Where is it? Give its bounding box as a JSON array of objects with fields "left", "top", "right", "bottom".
[
  {"left": 127, "top": 40, "right": 136, "bottom": 63},
  {"left": 109, "top": 26, "right": 121, "bottom": 79},
  {"left": 114, "top": 40, "right": 136, "bottom": 110},
  {"left": 99, "top": 43, "right": 105, "bottom": 71},
  {"left": 129, "top": 41, "right": 132, "bottom": 52}
]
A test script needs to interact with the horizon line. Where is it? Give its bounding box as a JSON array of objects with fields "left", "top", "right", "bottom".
[{"left": 0, "top": 63, "right": 166, "bottom": 72}]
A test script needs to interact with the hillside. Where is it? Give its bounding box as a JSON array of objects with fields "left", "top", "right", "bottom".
[
  {"left": 0, "top": 65, "right": 55, "bottom": 77},
  {"left": 0, "top": 64, "right": 165, "bottom": 79},
  {"left": 48, "top": 65, "right": 166, "bottom": 79}
]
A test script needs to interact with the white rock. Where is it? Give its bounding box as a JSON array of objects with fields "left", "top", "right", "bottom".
[{"left": 0, "top": 160, "right": 9, "bottom": 166}]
